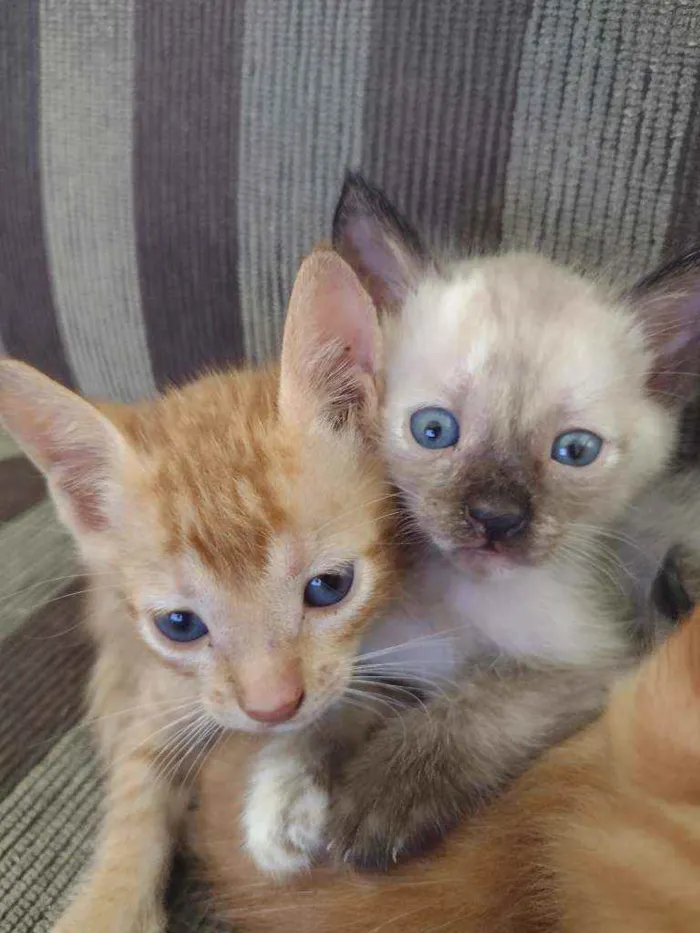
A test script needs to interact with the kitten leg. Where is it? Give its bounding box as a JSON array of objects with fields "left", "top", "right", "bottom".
[
  {"left": 243, "top": 737, "right": 330, "bottom": 874},
  {"left": 244, "top": 704, "right": 384, "bottom": 874},
  {"left": 51, "top": 750, "right": 188, "bottom": 933},
  {"left": 327, "top": 661, "right": 619, "bottom": 869}
]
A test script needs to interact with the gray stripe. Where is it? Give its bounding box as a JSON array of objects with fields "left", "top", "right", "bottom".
[
  {"left": 39, "top": 0, "right": 156, "bottom": 402},
  {"left": 0, "top": 730, "right": 99, "bottom": 933},
  {"left": 0, "top": 1, "right": 74, "bottom": 388},
  {"left": 0, "top": 501, "right": 79, "bottom": 642},
  {"left": 664, "top": 75, "right": 700, "bottom": 255},
  {"left": 237, "top": 0, "right": 373, "bottom": 361},
  {"left": 133, "top": 0, "right": 247, "bottom": 388},
  {"left": 361, "top": 0, "right": 533, "bottom": 253},
  {"left": 503, "top": 0, "right": 700, "bottom": 279},
  {"left": 0, "top": 585, "right": 92, "bottom": 800}
]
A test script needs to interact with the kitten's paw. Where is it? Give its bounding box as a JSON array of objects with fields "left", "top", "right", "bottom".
[
  {"left": 328, "top": 727, "right": 458, "bottom": 870},
  {"left": 243, "top": 754, "right": 328, "bottom": 875}
]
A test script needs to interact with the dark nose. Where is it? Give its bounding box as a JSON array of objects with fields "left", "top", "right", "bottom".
[
  {"left": 467, "top": 504, "right": 529, "bottom": 542},
  {"left": 244, "top": 691, "right": 305, "bottom": 725}
]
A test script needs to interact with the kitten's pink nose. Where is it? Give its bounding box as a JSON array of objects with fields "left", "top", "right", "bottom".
[
  {"left": 240, "top": 661, "right": 306, "bottom": 725},
  {"left": 244, "top": 690, "right": 305, "bottom": 724}
]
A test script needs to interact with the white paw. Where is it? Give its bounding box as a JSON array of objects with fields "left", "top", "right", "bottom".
[{"left": 243, "top": 754, "right": 328, "bottom": 875}]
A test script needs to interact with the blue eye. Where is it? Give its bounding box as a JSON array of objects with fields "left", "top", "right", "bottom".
[
  {"left": 154, "top": 610, "right": 209, "bottom": 643},
  {"left": 551, "top": 430, "right": 603, "bottom": 467},
  {"left": 304, "top": 566, "right": 355, "bottom": 608},
  {"left": 410, "top": 407, "right": 460, "bottom": 449}
]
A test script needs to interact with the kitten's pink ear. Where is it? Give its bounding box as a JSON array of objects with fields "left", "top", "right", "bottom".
[
  {"left": 0, "top": 360, "right": 130, "bottom": 534},
  {"left": 332, "top": 173, "right": 427, "bottom": 313},
  {"left": 279, "top": 248, "right": 382, "bottom": 427},
  {"left": 629, "top": 247, "right": 700, "bottom": 401}
]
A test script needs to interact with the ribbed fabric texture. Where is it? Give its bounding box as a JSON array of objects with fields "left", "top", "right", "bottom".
[
  {"left": 2, "top": 0, "right": 700, "bottom": 397},
  {"left": 1, "top": 1, "right": 700, "bottom": 929}
]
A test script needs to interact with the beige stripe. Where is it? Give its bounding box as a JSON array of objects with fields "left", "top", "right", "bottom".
[
  {"left": 39, "top": 0, "right": 156, "bottom": 402},
  {"left": 0, "top": 729, "right": 100, "bottom": 932},
  {"left": 0, "top": 500, "right": 79, "bottom": 641},
  {"left": 0, "top": 430, "right": 19, "bottom": 461},
  {"left": 237, "top": 0, "right": 373, "bottom": 361},
  {"left": 503, "top": 0, "right": 700, "bottom": 279}
]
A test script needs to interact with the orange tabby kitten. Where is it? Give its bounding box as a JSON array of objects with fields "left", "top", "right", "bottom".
[
  {"left": 193, "top": 600, "right": 700, "bottom": 932},
  {"left": 0, "top": 250, "right": 398, "bottom": 933}
]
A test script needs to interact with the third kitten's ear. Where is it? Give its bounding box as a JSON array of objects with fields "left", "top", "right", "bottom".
[
  {"left": 0, "top": 360, "right": 132, "bottom": 535},
  {"left": 279, "top": 248, "right": 382, "bottom": 427},
  {"left": 630, "top": 247, "right": 700, "bottom": 401},
  {"left": 332, "top": 173, "right": 427, "bottom": 312}
]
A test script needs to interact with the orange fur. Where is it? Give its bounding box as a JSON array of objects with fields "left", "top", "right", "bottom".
[
  {"left": 0, "top": 250, "right": 399, "bottom": 933},
  {"left": 194, "top": 605, "right": 700, "bottom": 932}
]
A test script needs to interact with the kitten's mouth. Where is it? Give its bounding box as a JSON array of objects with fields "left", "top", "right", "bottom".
[{"left": 447, "top": 541, "right": 523, "bottom": 576}]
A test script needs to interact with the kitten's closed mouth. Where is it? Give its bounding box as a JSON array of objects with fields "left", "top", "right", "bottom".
[{"left": 448, "top": 542, "right": 515, "bottom": 576}]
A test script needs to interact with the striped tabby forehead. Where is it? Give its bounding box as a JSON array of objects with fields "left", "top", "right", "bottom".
[{"left": 117, "top": 366, "right": 390, "bottom": 582}]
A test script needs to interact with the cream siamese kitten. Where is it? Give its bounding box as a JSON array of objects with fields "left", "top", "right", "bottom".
[{"left": 240, "top": 177, "right": 700, "bottom": 876}]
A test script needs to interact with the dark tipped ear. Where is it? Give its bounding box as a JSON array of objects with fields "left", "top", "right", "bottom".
[
  {"left": 332, "top": 173, "right": 427, "bottom": 313},
  {"left": 279, "top": 248, "right": 382, "bottom": 428},
  {"left": 0, "top": 360, "right": 131, "bottom": 534},
  {"left": 629, "top": 247, "right": 700, "bottom": 402}
]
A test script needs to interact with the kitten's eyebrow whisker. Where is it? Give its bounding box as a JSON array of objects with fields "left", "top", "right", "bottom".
[
  {"left": 322, "top": 509, "right": 408, "bottom": 546},
  {"left": 314, "top": 491, "right": 401, "bottom": 537}
]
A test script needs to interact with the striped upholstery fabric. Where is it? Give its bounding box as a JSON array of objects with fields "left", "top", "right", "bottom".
[{"left": 1, "top": 1, "right": 699, "bottom": 929}]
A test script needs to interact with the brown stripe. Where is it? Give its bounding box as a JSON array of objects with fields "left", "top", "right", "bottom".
[
  {"left": 663, "top": 81, "right": 700, "bottom": 257},
  {"left": 133, "top": 0, "right": 247, "bottom": 386},
  {"left": 0, "top": 582, "right": 93, "bottom": 799},
  {"left": 0, "top": 457, "right": 46, "bottom": 524},
  {"left": 361, "top": 0, "right": 533, "bottom": 252},
  {"left": 0, "top": 2, "right": 74, "bottom": 387}
]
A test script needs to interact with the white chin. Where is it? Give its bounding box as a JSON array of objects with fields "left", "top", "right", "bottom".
[{"left": 446, "top": 547, "right": 516, "bottom": 578}]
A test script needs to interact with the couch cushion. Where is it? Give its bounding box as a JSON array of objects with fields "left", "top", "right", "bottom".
[{"left": 1, "top": 0, "right": 700, "bottom": 402}]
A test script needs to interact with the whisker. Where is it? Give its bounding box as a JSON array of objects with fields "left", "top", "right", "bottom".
[
  {"left": 0, "top": 569, "right": 118, "bottom": 604},
  {"left": 356, "top": 628, "right": 462, "bottom": 663},
  {"left": 314, "top": 490, "right": 401, "bottom": 537}
]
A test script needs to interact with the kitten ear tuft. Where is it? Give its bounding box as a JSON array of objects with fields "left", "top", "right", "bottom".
[
  {"left": 332, "top": 173, "right": 427, "bottom": 313},
  {"left": 0, "top": 360, "right": 130, "bottom": 534},
  {"left": 279, "top": 248, "right": 382, "bottom": 428},
  {"left": 629, "top": 247, "right": 700, "bottom": 402}
]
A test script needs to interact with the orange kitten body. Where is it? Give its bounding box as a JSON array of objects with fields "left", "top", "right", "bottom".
[
  {"left": 0, "top": 250, "right": 397, "bottom": 933},
  {"left": 194, "top": 607, "right": 700, "bottom": 933}
]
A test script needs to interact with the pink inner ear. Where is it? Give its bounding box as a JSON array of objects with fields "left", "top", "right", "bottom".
[
  {"left": 645, "top": 292, "right": 700, "bottom": 401},
  {"left": 341, "top": 215, "right": 416, "bottom": 311},
  {"left": 0, "top": 376, "right": 120, "bottom": 534},
  {"left": 280, "top": 249, "right": 382, "bottom": 421},
  {"left": 312, "top": 270, "right": 377, "bottom": 377},
  {"left": 52, "top": 445, "right": 112, "bottom": 533}
]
